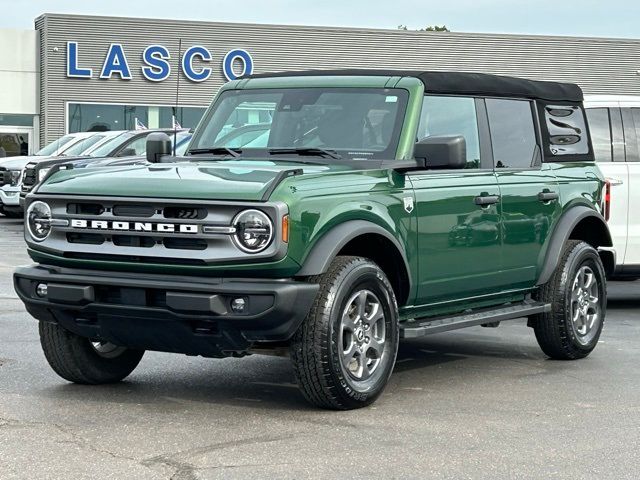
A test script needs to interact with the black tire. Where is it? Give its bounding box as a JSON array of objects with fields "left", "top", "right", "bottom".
[
  {"left": 39, "top": 322, "right": 144, "bottom": 384},
  {"left": 533, "top": 240, "right": 606, "bottom": 360},
  {"left": 290, "top": 256, "right": 399, "bottom": 410}
]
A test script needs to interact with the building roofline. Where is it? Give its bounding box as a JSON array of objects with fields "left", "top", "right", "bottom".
[{"left": 34, "top": 12, "right": 640, "bottom": 44}]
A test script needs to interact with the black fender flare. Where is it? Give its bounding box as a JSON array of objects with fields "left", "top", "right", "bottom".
[
  {"left": 296, "top": 220, "right": 412, "bottom": 291},
  {"left": 537, "top": 206, "right": 613, "bottom": 285}
]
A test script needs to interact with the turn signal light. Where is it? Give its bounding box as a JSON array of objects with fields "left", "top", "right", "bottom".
[
  {"left": 603, "top": 180, "right": 611, "bottom": 222},
  {"left": 282, "top": 215, "right": 289, "bottom": 243}
]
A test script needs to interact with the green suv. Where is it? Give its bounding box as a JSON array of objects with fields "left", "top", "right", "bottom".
[{"left": 14, "top": 70, "right": 614, "bottom": 410}]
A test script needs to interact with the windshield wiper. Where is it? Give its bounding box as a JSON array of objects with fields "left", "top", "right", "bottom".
[
  {"left": 188, "top": 147, "right": 242, "bottom": 157},
  {"left": 268, "top": 147, "right": 342, "bottom": 160}
]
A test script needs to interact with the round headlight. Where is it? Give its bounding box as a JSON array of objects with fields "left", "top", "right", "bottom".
[
  {"left": 27, "top": 201, "right": 52, "bottom": 242},
  {"left": 232, "top": 209, "right": 273, "bottom": 253}
]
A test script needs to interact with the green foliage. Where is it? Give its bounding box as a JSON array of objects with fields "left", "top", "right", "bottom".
[{"left": 397, "top": 25, "right": 450, "bottom": 32}]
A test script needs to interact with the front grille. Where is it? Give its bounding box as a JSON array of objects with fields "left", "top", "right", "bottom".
[
  {"left": 113, "top": 204, "right": 155, "bottom": 217},
  {"left": 164, "top": 206, "right": 207, "bottom": 220},
  {"left": 67, "top": 203, "right": 105, "bottom": 215},
  {"left": 33, "top": 196, "right": 285, "bottom": 265}
]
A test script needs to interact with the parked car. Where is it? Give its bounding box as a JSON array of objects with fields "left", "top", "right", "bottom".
[
  {"left": 0, "top": 132, "right": 101, "bottom": 217},
  {"left": 15, "top": 70, "right": 613, "bottom": 410},
  {"left": 584, "top": 96, "right": 640, "bottom": 279},
  {"left": 19, "top": 129, "right": 190, "bottom": 207}
]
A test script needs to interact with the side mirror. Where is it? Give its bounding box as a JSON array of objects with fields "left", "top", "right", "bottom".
[
  {"left": 414, "top": 135, "right": 466, "bottom": 169},
  {"left": 145, "top": 132, "right": 172, "bottom": 163}
]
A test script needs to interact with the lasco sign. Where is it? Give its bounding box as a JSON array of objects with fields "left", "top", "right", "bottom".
[{"left": 66, "top": 42, "right": 254, "bottom": 82}]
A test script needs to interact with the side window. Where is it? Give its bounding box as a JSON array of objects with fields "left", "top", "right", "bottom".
[
  {"left": 486, "top": 99, "right": 537, "bottom": 169},
  {"left": 417, "top": 96, "right": 480, "bottom": 169},
  {"left": 543, "top": 105, "right": 589, "bottom": 156},
  {"left": 630, "top": 108, "right": 640, "bottom": 162},
  {"left": 118, "top": 136, "right": 147, "bottom": 156},
  {"left": 585, "top": 108, "right": 612, "bottom": 163}
]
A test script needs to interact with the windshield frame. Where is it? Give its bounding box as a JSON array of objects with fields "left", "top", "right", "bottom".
[{"left": 189, "top": 86, "right": 410, "bottom": 162}]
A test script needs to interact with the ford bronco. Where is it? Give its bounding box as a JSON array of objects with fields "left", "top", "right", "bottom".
[{"left": 14, "top": 70, "right": 614, "bottom": 409}]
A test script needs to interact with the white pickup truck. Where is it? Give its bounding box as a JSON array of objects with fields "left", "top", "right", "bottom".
[{"left": 585, "top": 95, "right": 640, "bottom": 279}]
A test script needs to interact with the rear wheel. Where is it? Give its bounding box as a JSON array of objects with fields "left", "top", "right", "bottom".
[
  {"left": 290, "top": 256, "right": 399, "bottom": 410},
  {"left": 39, "top": 322, "right": 144, "bottom": 384},
  {"left": 533, "top": 240, "right": 606, "bottom": 359}
]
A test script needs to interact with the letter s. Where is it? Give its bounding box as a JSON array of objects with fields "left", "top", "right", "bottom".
[{"left": 142, "top": 45, "right": 171, "bottom": 82}]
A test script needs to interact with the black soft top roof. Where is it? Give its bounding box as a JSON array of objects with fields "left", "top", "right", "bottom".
[{"left": 245, "top": 69, "right": 583, "bottom": 103}]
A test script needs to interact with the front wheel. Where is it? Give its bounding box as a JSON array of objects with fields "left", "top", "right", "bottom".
[
  {"left": 533, "top": 240, "right": 606, "bottom": 359},
  {"left": 39, "top": 322, "right": 144, "bottom": 384},
  {"left": 290, "top": 256, "right": 399, "bottom": 410}
]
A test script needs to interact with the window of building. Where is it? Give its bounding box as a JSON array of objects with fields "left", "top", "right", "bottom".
[
  {"left": 68, "top": 104, "right": 148, "bottom": 132},
  {"left": 417, "top": 96, "right": 480, "bottom": 168},
  {"left": 486, "top": 99, "right": 537, "bottom": 168},
  {"left": 158, "top": 107, "right": 207, "bottom": 129},
  {"left": 67, "top": 104, "right": 206, "bottom": 133},
  {"left": 0, "top": 114, "right": 34, "bottom": 127},
  {"left": 543, "top": 105, "right": 589, "bottom": 156},
  {"left": 585, "top": 108, "right": 613, "bottom": 163}
]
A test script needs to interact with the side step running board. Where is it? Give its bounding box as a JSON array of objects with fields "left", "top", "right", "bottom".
[{"left": 401, "top": 300, "right": 551, "bottom": 338}]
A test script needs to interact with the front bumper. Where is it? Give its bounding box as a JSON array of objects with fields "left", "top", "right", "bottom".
[
  {"left": 14, "top": 264, "right": 319, "bottom": 357},
  {"left": 0, "top": 186, "right": 21, "bottom": 207}
]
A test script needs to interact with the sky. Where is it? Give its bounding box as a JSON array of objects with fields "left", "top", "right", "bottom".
[{"left": 0, "top": 0, "right": 637, "bottom": 39}]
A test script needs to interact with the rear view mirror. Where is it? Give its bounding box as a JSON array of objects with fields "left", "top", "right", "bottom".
[
  {"left": 145, "top": 132, "right": 172, "bottom": 163},
  {"left": 414, "top": 135, "right": 466, "bottom": 169}
]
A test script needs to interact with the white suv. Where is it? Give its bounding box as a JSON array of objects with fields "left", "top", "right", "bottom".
[{"left": 585, "top": 95, "right": 640, "bottom": 279}]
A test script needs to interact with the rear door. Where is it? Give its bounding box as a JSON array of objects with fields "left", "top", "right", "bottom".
[
  {"left": 585, "top": 103, "right": 629, "bottom": 265},
  {"left": 409, "top": 95, "right": 503, "bottom": 305},
  {"left": 486, "top": 98, "right": 561, "bottom": 289},
  {"left": 623, "top": 104, "right": 640, "bottom": 266}
]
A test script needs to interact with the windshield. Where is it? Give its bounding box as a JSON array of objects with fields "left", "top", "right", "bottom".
[
  {"left": 190, "top": 88, "right": 408, "bottom": 160},
  {"left": 36, "top": 135, "right": 75, "bottom": 156},
  {"left": 87, "top": 132, "right": 133, "bottom": 157},
  {"left": 60, "top": 134, "right": 106, "bottom": 156}
]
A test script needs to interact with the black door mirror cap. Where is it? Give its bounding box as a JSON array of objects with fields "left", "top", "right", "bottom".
[
  {"left": 414, "top": 135, "right": 467, "bottom": 170},
  {"left": 145, "top": 132, "right": 172, "bottom": 163}
]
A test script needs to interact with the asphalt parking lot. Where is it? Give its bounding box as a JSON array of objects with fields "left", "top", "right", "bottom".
[{"left": 1, "top": 215, "right": 639, "bottom": 480}]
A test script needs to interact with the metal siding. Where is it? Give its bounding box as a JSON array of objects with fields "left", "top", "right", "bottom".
[{"left": 39, "top": 13, "right": 640, "bottom": 143}]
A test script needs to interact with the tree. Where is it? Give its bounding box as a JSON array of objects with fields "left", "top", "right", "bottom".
[{"left": 397, "top": 25, "right": 450, "bottom": 32}]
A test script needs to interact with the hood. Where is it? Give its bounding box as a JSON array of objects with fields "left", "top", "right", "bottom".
[
  {"left": 37, "top": 160, "right": 345, "bottom": 201},
  {"left": 0, "top": 155, "right": 53, "bottom": 171}
]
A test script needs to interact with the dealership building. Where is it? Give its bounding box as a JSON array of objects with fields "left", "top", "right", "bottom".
[{"left": 1, "top": 12, "right": 640, "bottom": 155}]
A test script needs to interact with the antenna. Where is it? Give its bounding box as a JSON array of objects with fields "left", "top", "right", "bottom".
[{"left": 173, "top": 38, "right": 183, "bottom": 156}]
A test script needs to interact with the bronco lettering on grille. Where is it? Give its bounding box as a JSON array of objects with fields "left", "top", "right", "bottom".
[{"left": 70, "top": 219, "right": 198, "bottom": 234}]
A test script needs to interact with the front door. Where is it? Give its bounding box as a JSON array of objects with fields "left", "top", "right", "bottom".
[
  {"left": 0, "top": 127, "right": 33, "bottom": 157},
  {"left": 410, "top": 95, "right": 503, "bottom": 305},
  {"left": 485, "top": 98, "right": 561, "bottom": 289}
]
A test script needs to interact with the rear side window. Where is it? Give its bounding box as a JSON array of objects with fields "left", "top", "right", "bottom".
[
  {"left": 543, "top": 105, "right": 589, "bottom": 156},
  {"left": 585, "top": 108, "right": 612, "bottom": 163},
  {"left": 486, "top": 99, "right": 537, "bottom": 168},
  {"left": 417, "top": 96, "right": 480, "bottom": 169},
  {"left": 631, "top": 108, "right": 640, "bottom": 161}
]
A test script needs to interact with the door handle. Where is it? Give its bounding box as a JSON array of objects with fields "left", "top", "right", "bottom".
[
  {"left": 537, "top": 190, "right": 559, "bottom": 202},
  {"left": 606, "top": 178, "right": 624, "bottom": 186},
  {"left": 474, "top": 194, "right": 500, "bottom": 206}
]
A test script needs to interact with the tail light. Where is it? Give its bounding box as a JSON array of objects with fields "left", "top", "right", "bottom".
[{"left": 603, "top": 180, "right": 611, "bottom": 222}]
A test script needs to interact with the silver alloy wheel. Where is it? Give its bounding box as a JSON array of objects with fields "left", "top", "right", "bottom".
[
  {"left": 339, "top": 289, "right": 387, "bottom": 381},
  {"left": 91, "top": 341, "right": 127, "bottom": 359},
  {"left": 570, "top": 265, "right": 601, "bottom": 345}
]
